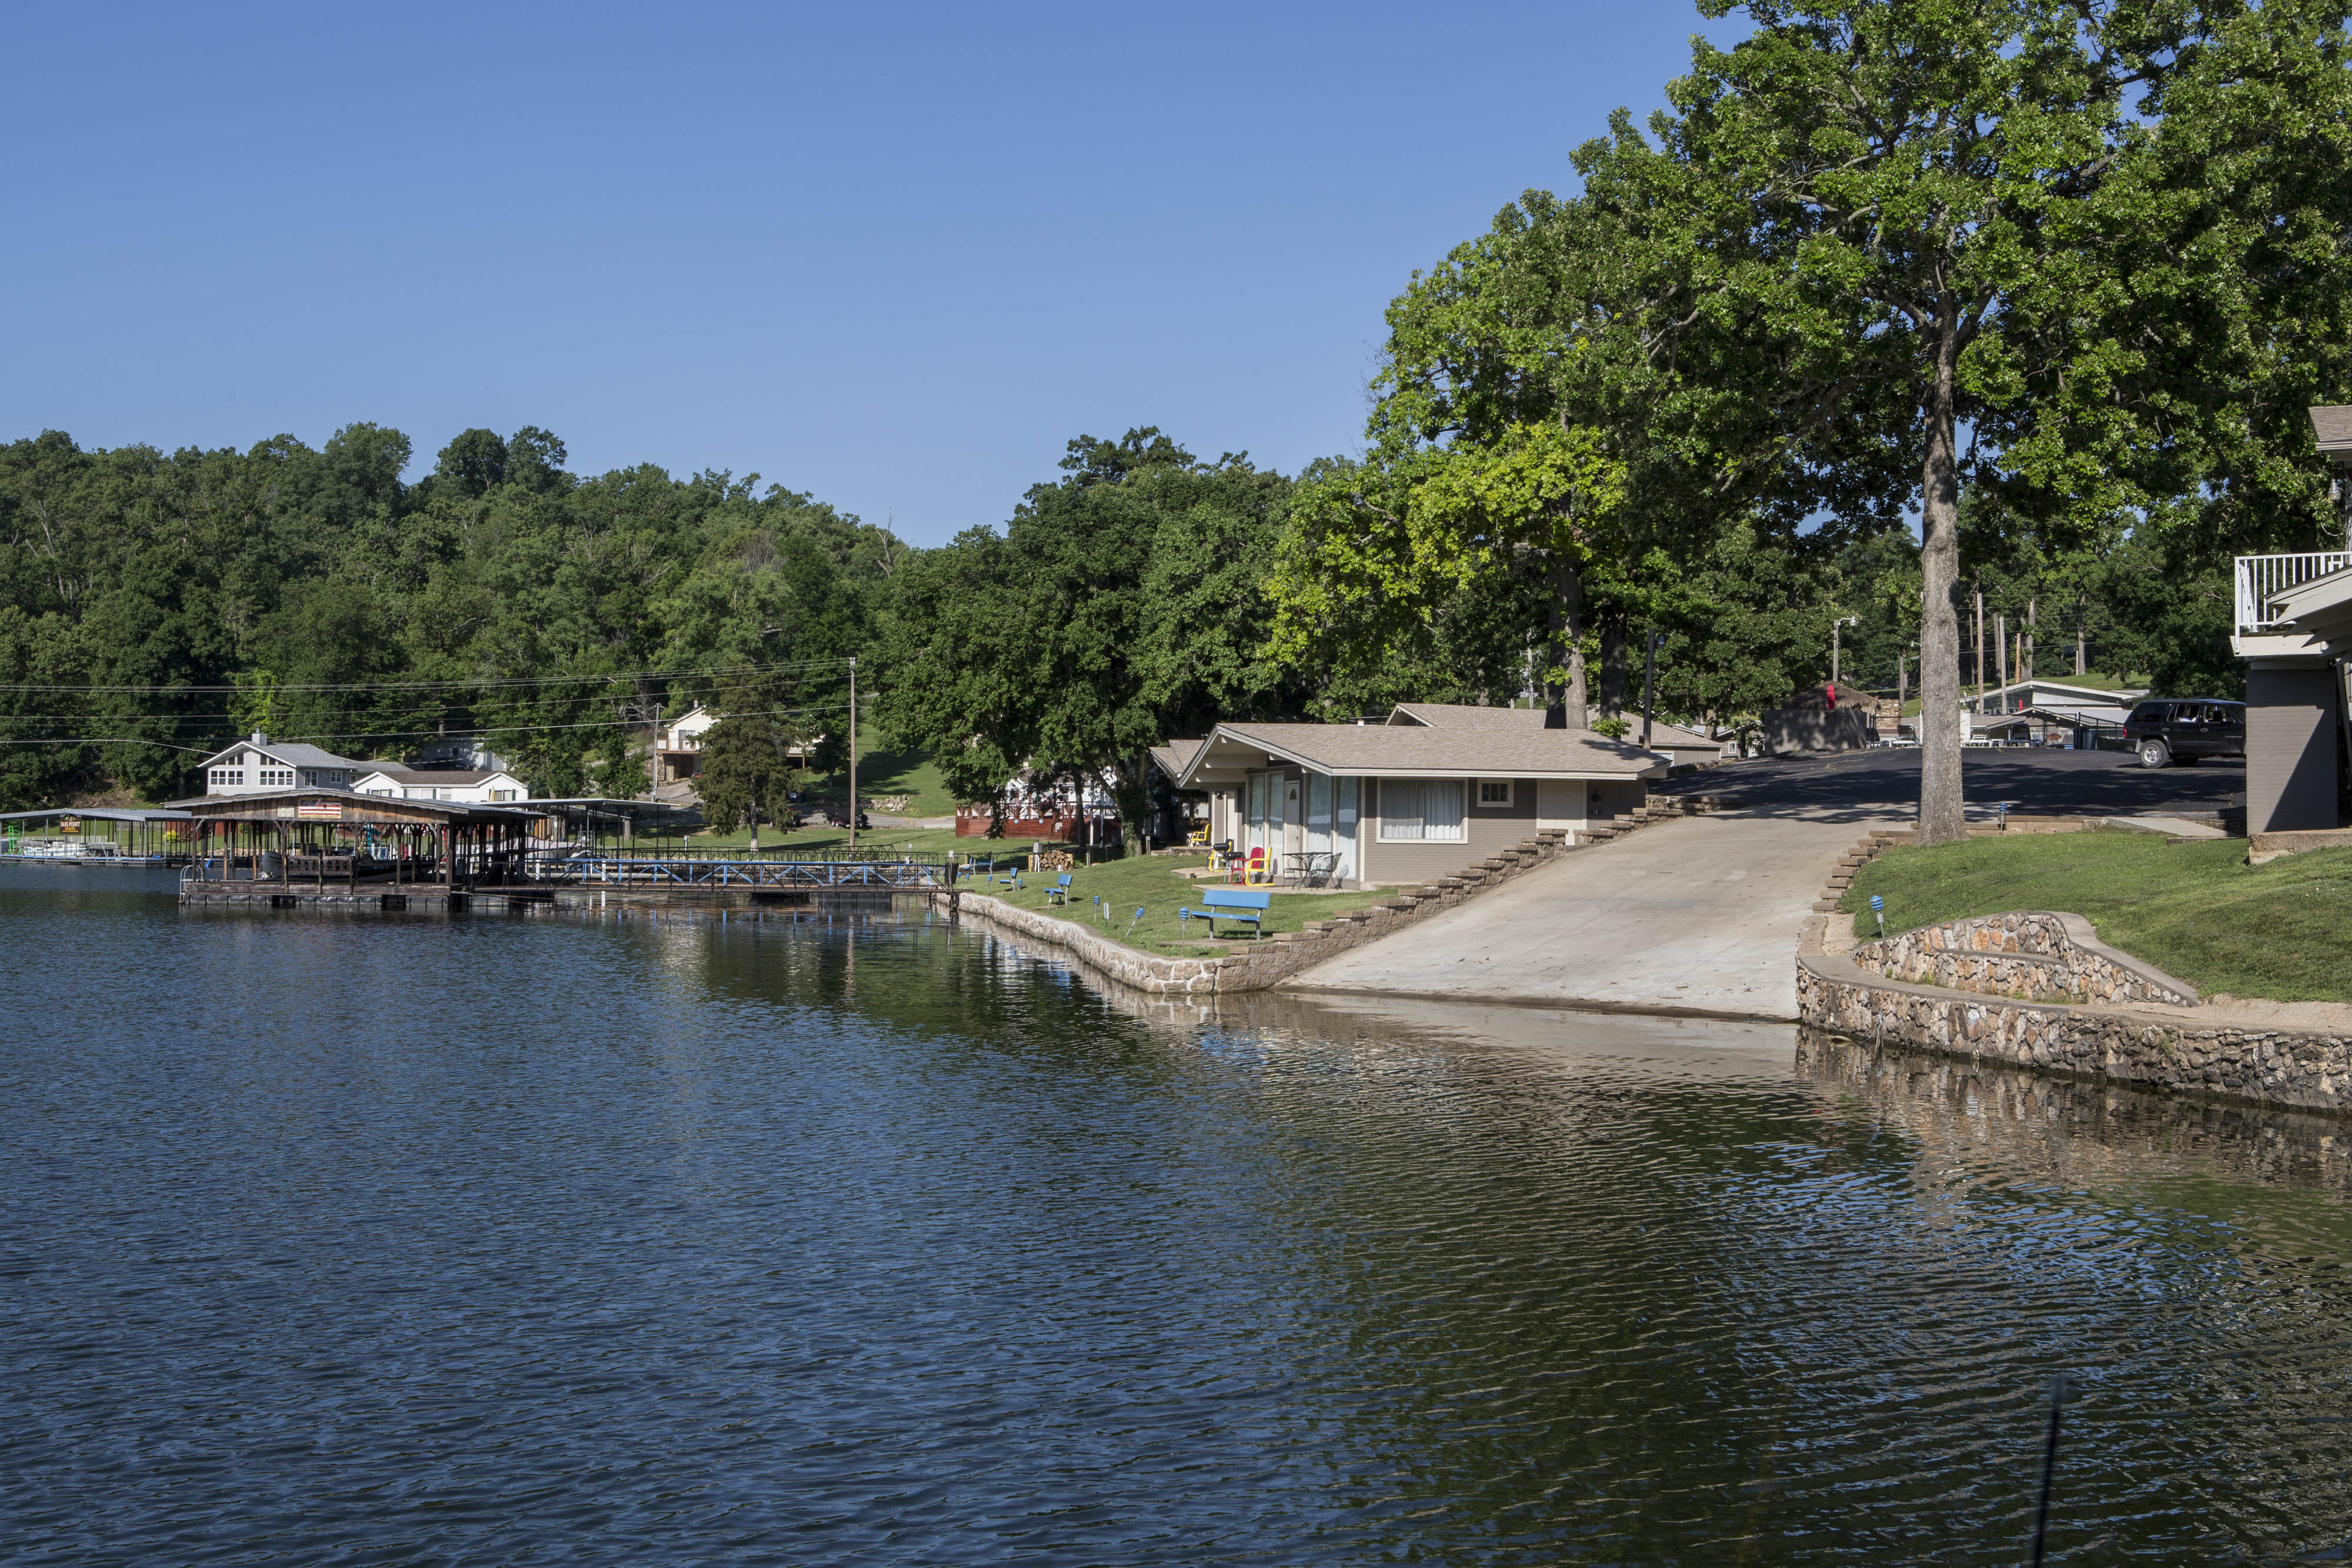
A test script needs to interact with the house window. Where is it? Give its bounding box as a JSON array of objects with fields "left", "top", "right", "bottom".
[
  {"left": 1378, "top": 778, "right": 1465, "bottom": 841},
  {"left": 209, "top": 768, "right": 244, "bottom": 788},
  {"left": 491, "top": 790, "right": 514, "bottom": 802},
  {"left": 1475, "top": 779, "right": 1513, "bottom": 808}
]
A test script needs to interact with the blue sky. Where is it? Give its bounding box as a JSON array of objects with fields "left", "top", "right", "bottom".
[{"left": 4, "top": 4, "right": 1730, "bottom": 545}]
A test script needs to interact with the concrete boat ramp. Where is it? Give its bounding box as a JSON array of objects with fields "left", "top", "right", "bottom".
[{"left": 1282, "top": 808, "right": 1872, "bottom": 1022}]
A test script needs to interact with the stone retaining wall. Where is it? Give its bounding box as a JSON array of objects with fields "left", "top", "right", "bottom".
[
  {"left": 1852, "top": 911, "right": 2199, "bottom": 1008},
  {"left": 1797, "top": 951, "right": 2352, "bottom": 1117},
  {"left": 939, "top": 794, "right": 1727, "bottom": 996}
]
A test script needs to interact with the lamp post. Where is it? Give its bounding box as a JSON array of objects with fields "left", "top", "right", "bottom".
[
  {"left": 1832, "top": 616, "right": 1859, "bottom": 687},
  {"left": 1641, "top": 630, "right": 1661, "bottom": 747}
]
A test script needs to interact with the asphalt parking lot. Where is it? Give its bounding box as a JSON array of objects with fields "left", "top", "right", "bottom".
[{"left": 1655, "top": 744, "right": 2246, "bottom": 823}]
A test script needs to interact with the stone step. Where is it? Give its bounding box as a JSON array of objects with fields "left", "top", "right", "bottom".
[{"left": 1812, "top": 899, "right": 1843, "bottom": 912}]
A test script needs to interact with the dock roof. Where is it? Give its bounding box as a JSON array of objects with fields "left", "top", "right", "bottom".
[
  {"left": 0, "top": 806, "right": 193, "bottom": 823},
  {"left": 164, "top": 788, "right": 534, "bottom": 825}
]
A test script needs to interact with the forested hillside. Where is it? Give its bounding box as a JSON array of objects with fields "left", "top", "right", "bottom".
[
  {"left": 0, "top": 410, "right": 2266, "bottom": 820},
  {"left": 0, "top": 424, "right": 891, "bottom": 808}
]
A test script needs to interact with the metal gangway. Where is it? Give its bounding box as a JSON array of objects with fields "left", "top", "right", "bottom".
[{"left": 523, "top": 848, "right": 954, "bottom": 891}]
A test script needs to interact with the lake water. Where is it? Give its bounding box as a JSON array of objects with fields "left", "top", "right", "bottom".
[{"left": 7, "top": 865, "right": 2352, "bottom": 1564}]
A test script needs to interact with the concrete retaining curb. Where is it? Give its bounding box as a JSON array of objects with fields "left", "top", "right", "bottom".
[{"left": 938, "top": 797, "right": 1717, "bottom": 995}]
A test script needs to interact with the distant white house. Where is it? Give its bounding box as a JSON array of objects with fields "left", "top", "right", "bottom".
[
  {"left": 353, "top": 767, "right": 531, "bottom": 804},
  {"left": 655, "top": 705, "right": 724, "bottom": 783},
  {"left": 653, "top": 705, "right": 822, "bottom": 784},
  {"left": 196, "top": 733, "right": 368, "bottom": 797}
]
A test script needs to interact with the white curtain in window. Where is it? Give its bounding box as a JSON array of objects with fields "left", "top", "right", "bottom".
[{"left": 1381, "top": 779, "right": 1464, "bottom": 841}]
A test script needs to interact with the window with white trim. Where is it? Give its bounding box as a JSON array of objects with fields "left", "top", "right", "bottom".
[
  {"left": 1377, "top": 778, "right": 1465, "bottom": 841},
  {"left": 1475, "top": 778, "right": 1512, "bottom": 807}
]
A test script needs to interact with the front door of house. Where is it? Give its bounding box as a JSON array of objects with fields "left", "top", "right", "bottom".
[{"left": 1283, "top": 778, "right": 1303, "bottom": 865}]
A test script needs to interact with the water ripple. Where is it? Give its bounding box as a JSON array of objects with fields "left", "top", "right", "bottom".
[{"left": 4, "top": 871, "right": 2352, "bottom": 1563}]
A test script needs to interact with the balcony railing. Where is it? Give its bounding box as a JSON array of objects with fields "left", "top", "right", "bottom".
[{"left": 2236, "top": 551, "right": 2352, "bottom": 636}]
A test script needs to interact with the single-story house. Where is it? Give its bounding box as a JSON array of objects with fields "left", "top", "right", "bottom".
[
  {"left": 1174, "top": 703, "right": 1668, "bottom": 887},
  {"left": 353, "top": 767, "right": 532, "bottom": 804},
  {"left": 195, "top": 732, "right": 369, "bottom": 796},
  {"left": 1148, "top": 739, "right": 1207, "bottom": 842},
  {"left": 1634, "top": 720, "right": 1732, "bottom": 766}
]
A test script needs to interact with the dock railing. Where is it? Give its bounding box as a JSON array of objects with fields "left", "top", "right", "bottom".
[{"left": 2236, "top": 551, "right": 2352, "bottom": 636}]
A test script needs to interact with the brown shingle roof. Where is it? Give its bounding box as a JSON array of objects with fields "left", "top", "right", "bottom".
[
  {"left": 1182, "top": 720, "right": 1665, "bottom": 785},
  {"left": 2313, "top": 405, "right": 2352, "bottom": 456},
  {"left": 1148, "top": 740, "right": 1204, "bottom": 781}
]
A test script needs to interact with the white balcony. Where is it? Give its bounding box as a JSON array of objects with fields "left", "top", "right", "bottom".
[{"left": 2236, "top": 551, "right": 2352, "bottom": 637}]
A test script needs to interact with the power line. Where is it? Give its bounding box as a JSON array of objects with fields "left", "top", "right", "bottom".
[
  {"left": 0, "top": 655, "right": 856, "bottom": 696},
  {"left": 0, "top": 703, "right": 851, "bottom": 752},
  {"left": 0, "top": 676, "right": 843, "bottom": 723}
]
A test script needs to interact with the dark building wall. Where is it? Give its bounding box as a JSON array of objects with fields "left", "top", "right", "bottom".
[
  {"left": 2246, "top": 665, "right": 2340, "bottom": 833},
  {"left": 1760, "top": 708, "right": 1875, "bottom": 755}
]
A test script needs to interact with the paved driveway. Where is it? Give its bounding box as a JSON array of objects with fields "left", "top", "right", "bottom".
[
  {"left": 1655, "top": 745, "right": 2245, "bottom": 821},
  {"left": 1283, "top": 808, "right": 1871, "bottom": 1022}
]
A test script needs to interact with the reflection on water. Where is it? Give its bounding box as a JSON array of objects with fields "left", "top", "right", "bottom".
[{"left": 4, "top": 867, "right": 2351, "bottom": 1564}]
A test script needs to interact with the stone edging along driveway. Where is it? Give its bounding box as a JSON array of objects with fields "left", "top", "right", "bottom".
[{"left": 931, "top": 798, "right": 1723, "bottom": 997}]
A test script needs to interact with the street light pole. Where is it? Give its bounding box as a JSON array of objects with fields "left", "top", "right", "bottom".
[
  {"left": 1832, "top": 616, "right": 1859, "bottom": 687},
  {"left": 1640, "top": 631, "right": 1659, "bottom": 748}
]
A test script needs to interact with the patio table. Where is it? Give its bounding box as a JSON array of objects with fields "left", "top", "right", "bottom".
[{"left": 1282, "top": 850, "right": 1340, "bottom": 888}]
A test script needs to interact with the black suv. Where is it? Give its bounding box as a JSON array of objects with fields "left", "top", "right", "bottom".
[{"left": 2122, "top": 698, "right": 2246, "bottom": 767}]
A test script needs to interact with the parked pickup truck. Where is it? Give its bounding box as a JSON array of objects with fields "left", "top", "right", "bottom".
[{"left": 2123, "top": 698, "right": 2246, "bottom": 768}]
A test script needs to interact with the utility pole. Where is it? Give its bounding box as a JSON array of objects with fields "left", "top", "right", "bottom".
[
  {"left": 1640, "top": 631, "right": 1659, "bottom": 747},
  {"left": 1996, "top": 612, "right": 2008, "bottom": 700},
  {"left": 2026, "top": 596, "right": 2036, "bottom": 682},
  {"left": 1832, "top": 616, "right": 1859, "bottom": 687},
  {"left": 1973, "top": 586, "right": 1986, "bottom": 700},
  {"left": 847, "top": 657, "right": 858, "bottom": 850}
]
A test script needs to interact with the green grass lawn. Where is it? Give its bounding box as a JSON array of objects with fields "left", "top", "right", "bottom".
[
  {"left": 962, "top": 852, "right": 1401, "bottom": 957},
  {"left": 1842, "top": 828, "right": 2352, "bottom": 1002},
  {"left": 789, "top": 731, "right": 958, "bottom": 818}
]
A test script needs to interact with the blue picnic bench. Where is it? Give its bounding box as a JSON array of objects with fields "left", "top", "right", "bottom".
[
  {"left": 1181, "top": 885, "right": 1271, "bottom": 938},
  {"left": 1044, "top": 872, "right": 1074, "bottom": 907}
]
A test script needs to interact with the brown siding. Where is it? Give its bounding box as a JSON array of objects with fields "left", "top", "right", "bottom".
[
  {"left": 1361, "top": 777, "right": 1536, "bottom": 885},
  {"left": 2247, "top": 666, "right": 2340, "bottom": 833}
]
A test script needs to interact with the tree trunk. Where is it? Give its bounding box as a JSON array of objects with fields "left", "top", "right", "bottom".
[
  {"left": 2075, "top": 593, "right": 2087, "bottom": 676},
  {"left": 1917, "top": 315, "right": 1967, "bottom": 845},
  {"left": 1117, "top": 755, "right": 1150, "bottom": 857},
  {"left": 1544, "top": 557, "right": 1588, "bottom": 730},
  {"left": 1598, "top": 614, "right": 1628, "bottom": 717}
]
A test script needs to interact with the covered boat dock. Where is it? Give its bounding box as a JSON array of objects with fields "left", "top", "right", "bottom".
[
  {"left": 172, "top": 789, "right": 537, "bottom": 904},
  {"left": 1, "top": 807, "right": 194, "bottom": 864}
]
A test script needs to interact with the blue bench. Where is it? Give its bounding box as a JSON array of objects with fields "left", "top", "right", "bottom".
[
  {"left": 1181, "top": 885, "right": 1271, "bottom": 938},
  {"left": 1044, "top": 872, "right": 1074, "bottom": 907}
]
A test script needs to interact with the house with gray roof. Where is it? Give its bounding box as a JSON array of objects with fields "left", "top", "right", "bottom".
[
  {"left": 353, "top": 766, "right": 531, "bottom": 804},
  {"left": 195, "top": 733, "right": 369, "bottom": 797},
  {"left": 1174, "top": 702, "right": 1668, "bottom": 887}
]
